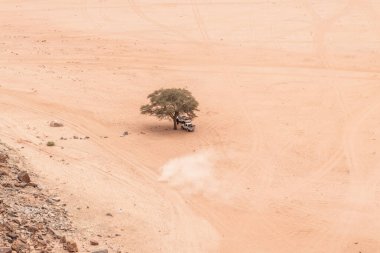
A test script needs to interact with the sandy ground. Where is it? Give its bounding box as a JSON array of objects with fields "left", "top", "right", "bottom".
[{"left": 1, "top": 0, "right": 380, "bottom": 252}]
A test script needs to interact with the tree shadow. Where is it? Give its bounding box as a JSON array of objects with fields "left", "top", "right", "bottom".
[{"left": 138, "top": 122, "right": 183, "bottom": 136}]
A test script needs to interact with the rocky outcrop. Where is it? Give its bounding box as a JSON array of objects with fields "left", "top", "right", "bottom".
[{"left": 0, "top": 144, "right": 74, "bottom": 252}]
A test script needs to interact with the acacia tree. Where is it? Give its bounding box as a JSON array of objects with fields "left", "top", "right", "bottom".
[{"left": 140, "top": 88, "right": 199, "bottom": 130}]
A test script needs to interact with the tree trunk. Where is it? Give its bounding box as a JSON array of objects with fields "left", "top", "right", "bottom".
[{"left": 173, "top": 111, "right": 179, "bottom": 130}]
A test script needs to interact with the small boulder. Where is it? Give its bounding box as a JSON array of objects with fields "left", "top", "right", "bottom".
[
  {"left": 6, "top": 232, "right": 18, "bottom": 240},
  {"left": 14, "top": 182, "right": 28, "bottom": 188},
  {"left": 64, "top": 241, "right": 78, "bottom": 252},
  {"left": 49, "top": 121, "right": 64, "bottom": 127},
  {"left": 0, "top": 248, "right": 12, "bottom": 253},
  {"left": 0, "top": 153, "right": 8, "bottom": 163},
  {"left": 2, "top": 182, "right": 12, "bottom": 188},
  {"left": 0, "top": 170, "right": 8, "bottom": 177},
  {"left": 17, "top": 171, "right": 31, "bottom": 183},
  {"left": 120, "top": 131, "right": 128, "bottom": 137},
  {"left": 27, "top": 225, "right": 38, "bottom": 233},
  {"left": 47, "top": 141, "right": 55, "bottom": 147},
  {"left": 92, "top": 250, "right": 108, "bottom": 253},
  {"left": 11, "top": 240, "right": 28, "bottom": 252},
  {"left": 60, "top": 236, "right": 67, "bottom": 244},
  {"left": 90, "top": 240, "right": 99, "bottom": 246},
  {"left": 28, "top": 182, "right": 38, "bottom": 188},
  {"left": 51, "top": 197, "right": 61, "bottom": 202}
]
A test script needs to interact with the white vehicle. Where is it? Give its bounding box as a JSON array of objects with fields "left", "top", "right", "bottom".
[
  {"left": 181, "top": 122, "right": 195, "bottom": 132},
  {"left": 176, "top": 116, "right": 195, "bottom": 132},
  {"left": 176, "top": 116, "right": 191, "bottom": 125}
]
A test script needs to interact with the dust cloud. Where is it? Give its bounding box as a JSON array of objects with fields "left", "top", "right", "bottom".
[{"left": 159, "top": 150, "right": 220, "bottom": 196}]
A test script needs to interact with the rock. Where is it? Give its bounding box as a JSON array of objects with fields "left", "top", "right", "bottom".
[
  {"left": 8, "top": 211, "right": 17, "bottom": 217},
  {"left": 0, "top": 170, "right": 8, "bottom": 176},
  {"left": 28, "top": 182, "right": 38, "bottom": 188},
  {"left": 46, "top": 141, "right": 55, "bottom": 147},
  {"left": 47, "top": 227, "right": 59, "bottom": 237},
  {"left": 36, "top": 238, "right": 47, "bottom": 247},
  {"left": 92, "top": 250, "right": 108, "bottom": 253},
  {"left": 51, "top": 197, "right": 61, "bottom": 202},
  {"left": 26, "top": 225, "right": 38, "bottom": 233},
  {"left": 73, "top": 136, "right": 78, "bottom": 139},
  {"left": 49, "top": 121, "right": 63, "bottom": 127},
  {"left": 11, "top": 218, "right": 21, "bottom": 225},
  {"left": 60, "top": 236, "right": 67, "bottom": 244},
  {"left": 0, "top": 153, "right": 8, "bottom": 163},
  {"left": 64, "top": 241, "right": 78, "bottom": 252},
  {"left": 0, "top": 146, "right": 74, "bottom": 253},
  {"left": 120, "top": 131, "right": 128, "bottom": 137},
  {"left": 90, "top": 240, "right": 99, "bottom": 246},
  {"left": 6, "top": 232, "right": 18, "bottom": 240},
  {"left": 17, "top": 171, "right": 31, "bottom": 183},
  {"left": 11, "top": 240, "right": 28, "bottom": 252},
  {"left": 0, "top": 248, "right": 12, "bottom": 253},
  {"left": 2, "top": 182, "right": 12, "bottom": 188},
  {"left": 14, "top": 182, "right": 27, "bottom": 188},
  {"left": 105, "top": 213, "right": 113, "bottom": 217}
]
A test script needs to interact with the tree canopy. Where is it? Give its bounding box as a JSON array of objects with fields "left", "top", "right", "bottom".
[{"left": 140, "top": 88, "right": 199, "bottom": 130}]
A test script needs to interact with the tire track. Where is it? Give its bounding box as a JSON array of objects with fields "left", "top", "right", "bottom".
[
  {"left": 127, "top": 0, "right": 198, "bottom": 44},
  {"left": 308, "top": 99, "right": 380, "bottom": 252},
  {"left": 297, "top": 0, "right": 357, "bottom": 68},
  {"left": 0, "top": 88, "right": 217, "bottom": 253},
  {"left": 333, "top": 84, "right": 351, "bottom": 119},
  {"left": 329, "top": 100, "right": 380, "bottom": 251},
  {"left": 185, "top": 2, "right": 297, "bottom": 249},
  {"left": 190, "top": 0, "right": 210, "bottom": 41}
]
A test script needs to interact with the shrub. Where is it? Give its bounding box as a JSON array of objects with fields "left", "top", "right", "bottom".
[{"left": 46, "top": 141, "right": 55, "bottom": 147}]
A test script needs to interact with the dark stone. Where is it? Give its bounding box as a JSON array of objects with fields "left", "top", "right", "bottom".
[
  {"left": 2, "top": 183, "right": 12, "bottom": 188},
  {"left": 6, "top": 232, "right": 18, "bottom": 240},
  {"left": 0, "top": 170, "right": 8, "bottom": 176},
  {"left": 17, "top": 171, "right": 31, "bottom": 183},
  {"left": 90, "top": 240, "right": 99, "bottom": 246},
  {"left": 64, "top": 241, "right": 78, "bottom": 252},
  {"left": 49, "top": 121, "right": 63, "bottom": 127},
  {"left": 11, "top": 240, "right": 28, "bottom": 252}
]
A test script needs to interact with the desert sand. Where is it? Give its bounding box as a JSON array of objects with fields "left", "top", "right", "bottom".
[{"left": 1, "top": 0, "right": 380, "bottom": 252}]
